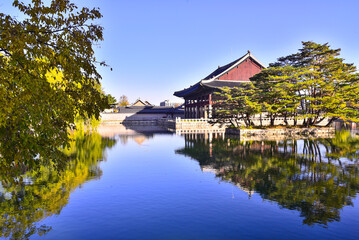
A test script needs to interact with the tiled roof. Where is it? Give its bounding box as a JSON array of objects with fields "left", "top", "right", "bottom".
[
  {"left": 174, "top": 51, "right": 265, "bottom": 98},
  {"left": 202, "top": 55, "right": 246, "bottom": 80},
  {"left": 132, "top": 99, "right": 152, "bottom": 106}
]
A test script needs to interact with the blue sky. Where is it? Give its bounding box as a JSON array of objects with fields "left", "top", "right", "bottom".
[{"left": 2, "top": 0, "right": 359, "bottom": 104}]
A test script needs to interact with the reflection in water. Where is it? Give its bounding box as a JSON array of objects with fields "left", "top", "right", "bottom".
[
  {"left": 176, "top": 131, "right": 359, "bottom": 226},
  {"left": 97, "top": 123, "right": 172, "bottom": 145},
  {"left": 0, "top": 132, "right": 116, "bottom": 240}
]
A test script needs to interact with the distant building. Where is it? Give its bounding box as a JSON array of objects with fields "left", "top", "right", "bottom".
[
  {"left": 160, "top": 100, "right": 183, "bottom": 107},
  {"left": 132, "top": 99, "right": 152, "bottom": 106},
  {"left": 160, "top": 100, "right": 170, "bottom": 106},
  {"left": 174, "top": 51, "right": 265, "bottom": 119},
  {"left": 160, "top": 100, "right": 175, "bottom": 107}
]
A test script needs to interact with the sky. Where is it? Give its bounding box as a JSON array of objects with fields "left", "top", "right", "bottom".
[{"left": 2, "top": 0, "right": 359, "bottom": 105}]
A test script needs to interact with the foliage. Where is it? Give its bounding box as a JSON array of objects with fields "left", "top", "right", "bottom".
[
  {"left": 251, "top": 41, "right": 359, "bottom": 127},
  {"left": 176, "top": 131, "right": 359, "bottom": 226},
  {"left": 106, "top": 93, "right": 117, "bottom": 105},
  {"left": 211, "top": 83, "right": 261, "bottom": 127},
  {"left": 0, "top": 0, "right": 109, "bottom": 170},
  {"left": 250, "top": 66, "right": 301, "bottom": 126},
  {"left": 0, "top": 131, "right": 116, "bottom": 240},
  {"left": 118, "top": 95, "right": 130, "bottom": 107},
  {"left": 212, "top": 41, "right": 359, "bottom": 128}
]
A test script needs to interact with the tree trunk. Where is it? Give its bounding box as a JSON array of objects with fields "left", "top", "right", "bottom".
[
  {"left": 270, "top": 114, "right": 275, "bottom": 127},
  {"left": 284, "top": 113, "right": 288, "bottom": 126}
]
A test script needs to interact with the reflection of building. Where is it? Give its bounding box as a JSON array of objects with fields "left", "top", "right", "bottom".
[
  {"left": 97, "top": 124, "right": 173, "bottom": 146},
  {"left": 174, "top": 51, "right": 265, "bottom": 119}
]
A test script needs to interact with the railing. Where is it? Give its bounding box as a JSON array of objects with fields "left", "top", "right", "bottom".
[
  {"left": 174, "top": 117, "right": 329, "bottom": 125},
  {"left": 175, "top": 118, "right": 208, "bottom": 123}
]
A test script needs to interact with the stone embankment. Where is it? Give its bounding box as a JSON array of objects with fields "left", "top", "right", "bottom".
[
  {"left": 159, "top": 118, "right": 226, "bottom": 134},
  {"left": 226, "top": 127, "right": 335, "bottom": 141}
]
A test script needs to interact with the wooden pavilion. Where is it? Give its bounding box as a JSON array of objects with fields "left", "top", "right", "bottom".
[{"left": 173, "top": 51, "right": 265, "bottom": 119}]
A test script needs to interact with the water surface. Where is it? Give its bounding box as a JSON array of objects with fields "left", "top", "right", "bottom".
[{"left": 1, "top": 125, "right": 359, "bottom": 239}]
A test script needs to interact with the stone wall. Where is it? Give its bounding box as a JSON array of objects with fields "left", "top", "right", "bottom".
[{"left": 100, "top": 113, "right": 183, "bottom": 123}]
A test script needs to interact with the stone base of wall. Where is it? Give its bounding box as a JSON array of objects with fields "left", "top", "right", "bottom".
[{"left": 226, "top": 127, "right": 335, "bottom": 141}]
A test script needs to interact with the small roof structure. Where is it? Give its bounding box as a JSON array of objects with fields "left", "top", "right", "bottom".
[
  {"left": 174, "top": 51, "right": 265, "bottom": 98},
  {"left": 144, "top": 101, "right": 152, "bottom": 106},
  {"left": 132, "top": 99, "right": 152, "bottom": 106}
]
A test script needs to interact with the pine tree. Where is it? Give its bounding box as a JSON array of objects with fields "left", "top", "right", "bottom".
[
  {"left": 252, "top": 41, "right": 359, "bottom": 127},
  {"left": 212, "top": 83, "right": 261, "bottom": 127}
]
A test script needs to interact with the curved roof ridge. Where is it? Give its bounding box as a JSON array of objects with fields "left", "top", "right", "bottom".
[
  {"left": 202, "top": 52, "right": 266, "bottom": 81},
  {"left": 202, "top": 53, "right": 248, "bottom": 80}
]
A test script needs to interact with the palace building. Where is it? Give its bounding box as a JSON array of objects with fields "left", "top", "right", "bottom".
[{"left": 173, "top": 51, "right": 266, "bottom": 119}]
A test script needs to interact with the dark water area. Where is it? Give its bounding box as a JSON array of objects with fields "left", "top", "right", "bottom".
[{"left": 1, "top": 125, "right": 359, "bottom": 239}]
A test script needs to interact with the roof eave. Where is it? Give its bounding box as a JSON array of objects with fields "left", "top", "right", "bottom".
[{"left": 174, "top": 82, "right": 201, "bottom": 97}]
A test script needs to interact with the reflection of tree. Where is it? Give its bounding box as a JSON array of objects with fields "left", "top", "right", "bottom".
[
  {"left": 0, "top": 132, "right": 116, "bottom": 240},
  {"left": 176, "top": 131, "right": 359, "bottom": 226}
]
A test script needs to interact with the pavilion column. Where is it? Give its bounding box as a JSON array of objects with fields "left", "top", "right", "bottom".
[
  {"left": 188, "top": 100, "right": 192, "bottom": 118},
  {"left": 208, "top": 93, "right": 212, "bottom": 118},
  {"left": 203, "top": 96, "right": 206, "bottom": 119},
  {"left": 201, "top": 96, "right": 205, "bottom": 119},
  {"left": 192, "top": 106, "right": 194, "bottom": 119},
  {"left": 187, "top": 102, "right": 189, "bottom": 119},
  {"left": 196, "top": 98, "right": 199, "bottom": 119},
  {"left": 198, "top": 98, "right": 201, "bottom": 119},
  {"left": 198, "top": 97, "right": 201, "bottom": 119},
  {"left": 190, "top": 100, "right": 193, "bottom": 119},
  {"left": 184, "top": 99, "right": 187, "bottom": 118},
  {"left": 198, "top": 98, "right": 200, "bottom": 118}
]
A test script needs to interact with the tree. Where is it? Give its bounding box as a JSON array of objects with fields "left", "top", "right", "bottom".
[
  {"left": 212, "top": 83, "right": 261, "bottom": 127},
  {"left": 252, "top": 41, "right": 359, "bottom": 127},
  {"left": 118, "top": 95, "right": 130, "bottom": 107},
  {"left": 0, "top": 0, "right": 108, "bottom": 174},
  {"left": 251, "top": 66, "right": 301, "bottom": 126},
  {"left": 106, "top": 94, "right": 117, "bottom": 105}
]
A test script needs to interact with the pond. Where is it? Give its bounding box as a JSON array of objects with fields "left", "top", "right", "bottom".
[{"left": 1, "top": 125, "right": 359, "bottom": 239}]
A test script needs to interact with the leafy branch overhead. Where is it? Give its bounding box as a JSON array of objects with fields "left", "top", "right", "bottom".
[{"left": 0, "top": 0, "right": 109, "bottom": 179}]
